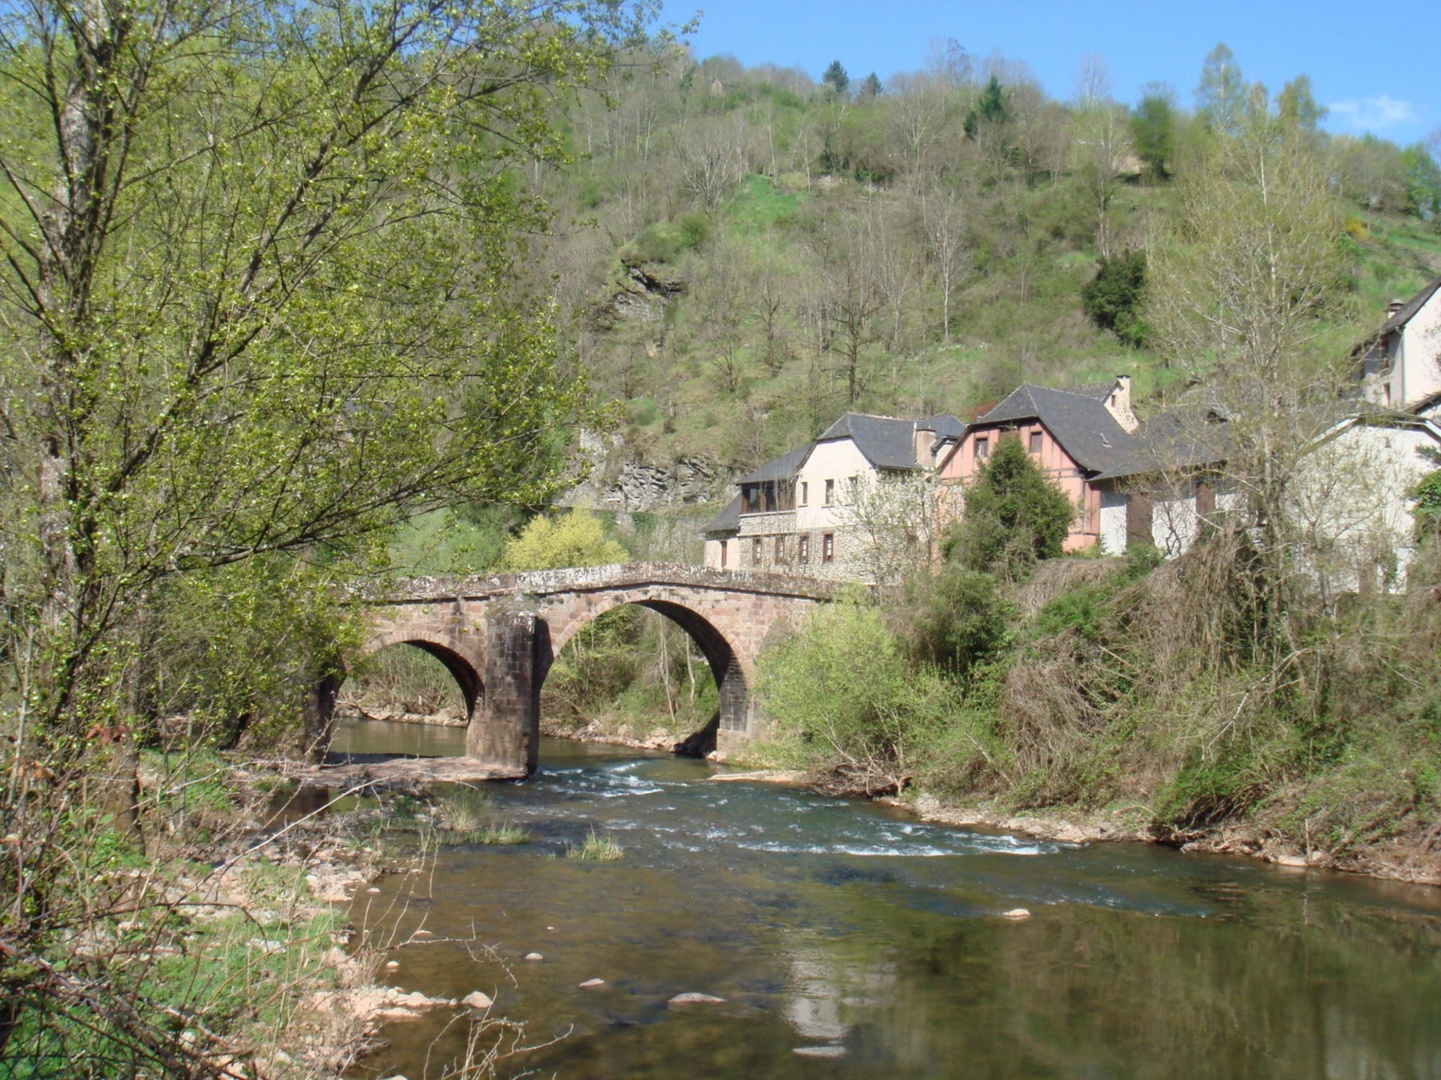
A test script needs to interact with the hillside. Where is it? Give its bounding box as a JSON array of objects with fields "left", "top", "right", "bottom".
[{"left": 508, "top": 48, "right": 1441, "bottom": 531}]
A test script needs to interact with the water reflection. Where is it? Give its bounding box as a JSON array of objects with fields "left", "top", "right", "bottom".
[{"left": 337, "top": 721, "right": 1441, "bottom": 1080}]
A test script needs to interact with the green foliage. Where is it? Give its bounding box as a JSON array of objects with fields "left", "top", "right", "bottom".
[
  {"left": 964, "top": 75, "right": 1007, "bottom": 139},
  {"left": 503, "top": 510, "right": 629, "bottom": 571},
  {"left": 947, "top": 435, "right": 1077, "bottom": 578},
  {"left": 1402, "top": 143, "right": 1441, "bottom": 223},
  {"left": 568, "top": 828, "right": 624, "bottom": 860},
  {"left": 756, "top": 599, "right": 963, "bottom": 794},
  {"left": 822, "top": 60, "right": 849, "bottom": 96},
  {"left": 622, "top": 213, "right": 711, "bottom": 264},
  {"left": 1081, "top": 250, "right": 1150, "bottom": 347},
  {"left": 904, "top": 564, "right": 1015, "bottom": 680},
  {"left": 1131, "top": 93, "right": 1175, "bottom": 181},
  {"left": 1409, "top": 467, "right": 1441, "bottom": 538}
]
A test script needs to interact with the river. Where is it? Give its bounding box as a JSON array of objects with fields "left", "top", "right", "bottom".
[{"left": 333, "top": 719, "right": 1441, "bottom": 1079}]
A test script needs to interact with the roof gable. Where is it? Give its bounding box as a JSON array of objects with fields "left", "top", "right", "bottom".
[
  {"left": 973, "top": 384, "right": 1141, "bottom": 474},
  {"left": 814, "top": 412, "right": 924, "bottom": 470}
]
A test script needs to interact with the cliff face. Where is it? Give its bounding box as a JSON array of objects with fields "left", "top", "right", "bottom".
[{"left": 559, "top": 429, "right": 728, "bottom": 512}]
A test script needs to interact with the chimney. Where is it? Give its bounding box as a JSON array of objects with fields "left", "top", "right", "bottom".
[
  {"left": 1386, "top": 298, "right": 1405, "bottom": 320},
  {"left": 1107, "top": 375, "right": 1138, "bottom": 432},
  {"left": 914, "top": 421, "right": 936, "bottom": 468}
]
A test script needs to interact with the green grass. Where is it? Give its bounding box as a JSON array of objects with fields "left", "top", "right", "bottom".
[
  {"left": 567, "top": 828, "right": 624, "bottom": 861},
  {"left": 724, "top": 174, "right": 803, "bottom": 233}
]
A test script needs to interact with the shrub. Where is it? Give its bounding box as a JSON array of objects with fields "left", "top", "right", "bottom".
[
  {"left": 904, "top": 564, "right": 1014, "bottom": 680},
  {"left": 756, "top": 599, "right": 962, "bottom": 795}
]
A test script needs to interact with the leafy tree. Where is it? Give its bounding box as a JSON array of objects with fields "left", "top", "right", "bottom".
[
  {"left": 1402, "top": 143, "right": 1441, "bottom": 223},
  {"left": 1195, "top": 43, "right": 1246, "bottom": 136},
  {"left": 0, "top": 0, "right": 645, "bottom": 752},
  {"left": 504, "top": 510, "right": 630, "bottom": 571},
  {"left": 823, "top": 60, "right": 850, "bottom": 96},
  {"left": 1277, "top": 75, "right": 1328, "bottom": 133},
  {"left": 904, "top": 563, "right": 1014, "bottom": 679},
  {"left": 756, "top": 598, "right": 961, "bottom": 795},
  {"left": 1082, "top": 250, "right": 1150, "bottom": 347},
  {"left": 946, "top": 435, "right": 1077, "bottom": 577},
  {"left": 1131, "top": 89, "right": 1175, "bottom": 181}
]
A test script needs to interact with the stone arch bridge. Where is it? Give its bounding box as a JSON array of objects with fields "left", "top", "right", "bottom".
[{"left": 316, "top": 564, "right": 840, "bottom": 775}]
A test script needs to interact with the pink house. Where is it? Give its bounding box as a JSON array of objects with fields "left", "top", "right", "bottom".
[{"left": 936, "top": 378, "right": 1141, "bottom": 552}]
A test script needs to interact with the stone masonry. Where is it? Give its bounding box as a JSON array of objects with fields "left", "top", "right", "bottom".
[{"left": 334, "top": 564, "right": 840, "bottom": 775}]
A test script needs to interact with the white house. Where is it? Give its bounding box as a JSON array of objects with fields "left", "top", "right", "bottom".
[
  {"left": 1358, "top": 275, "right": 1441, "bottom": 410},
  {"left": 702, "top": 412, "right": 963, "bottom": 580}
]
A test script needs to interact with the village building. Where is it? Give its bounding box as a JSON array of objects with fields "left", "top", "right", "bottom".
[
  {"left": 935, "top": 377, "right": 1141, "bottom": 553},
  {"left": 1357, "top": 274, "right": 1441, "bottom": 410},
  {"left": 702, "top": 412, "right": 963, "bottom": 580}
]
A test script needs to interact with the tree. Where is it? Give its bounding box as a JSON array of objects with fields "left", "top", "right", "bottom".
[
  {"left": 835, "top": 472, "right": 938, "bottom": 587},
  {"left": 1082, "top": 251, "right": 1150, "bottom": 347},
  {"left": 0, "top": 0, "right": 644, "bottom": 749},
  {"left": 0, "top": 0, "right": 647, "bottom": 1062},
  {"left": 1277, "top": 75, "right": 1328, "bottom": 134},
  {"left": 1195, "top": 43, "right": 1246, "bottom": 136},
  {"left": 1132, "top": 87, "right": 1176, "bottom": 181},
  {"left": 964, "top": 74, "right": 1007, "bottom": 140},
  {"left": 946, "top": 435, "right": 1076, "bottom": 578},
  {"left": 823, "top": 59, "right": 850, "bottom": 97},
  {"left": 1402, "top": 143, "right": 1441, "bottom": 223},
  {"left": 857, "top": 72, "right": 882, "bottom": 100},
  {"left": 1146, "top": 109, "right": 1355, "bottom": 678},
  {"left": 504, "top": 510, "right": 629, "bottom": 570}
]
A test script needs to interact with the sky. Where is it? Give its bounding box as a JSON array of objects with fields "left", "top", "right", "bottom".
[{"left": 673, "top": 0, "right": 1439, "bottom": 147}]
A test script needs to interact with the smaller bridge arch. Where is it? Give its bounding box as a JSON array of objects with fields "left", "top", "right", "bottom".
[{"left": 339, "top": 564, "right": 840, "bottom": 775}]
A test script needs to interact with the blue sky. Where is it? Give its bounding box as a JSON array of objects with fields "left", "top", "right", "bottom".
[{"left": 674, "top": 1, "right": 1439, "bottom": 146}]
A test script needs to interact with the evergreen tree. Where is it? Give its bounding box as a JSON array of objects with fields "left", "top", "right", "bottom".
[
  {"left": 1082, "top": 250, "right": 1150, "bottom": 347},
  {"left": 946, "top": 435, "right": 1077, "bottom": 577},
  {"left": 823, "top": 59, "right": 850, "bottom": 96}
]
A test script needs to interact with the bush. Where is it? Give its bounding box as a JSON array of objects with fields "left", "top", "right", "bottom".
[
  {"left": 904, "top": 564, "right": 1014, "bottom": 680},
  {"left": 756, "top": 600, "right": 962, "bottom": 795}
]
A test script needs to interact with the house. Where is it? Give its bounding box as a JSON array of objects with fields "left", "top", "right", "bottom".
[
  {"left": 1286, "top": 411, "right": 1441, "bottom": 595},
  {"left": 702, "top": 412, "right": 964, "bottom": 580},
  {"left": 1087, "top": 395, "right": 1234, "bottom": 557},
  {"left": 935, "top": 377, "right": 1141, "bottom": 552},
  {"left": 1357, "top": 275, "right": 1441, "bottom": 410}
]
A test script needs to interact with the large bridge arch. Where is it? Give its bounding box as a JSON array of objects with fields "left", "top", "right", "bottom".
[
  {"left": 538, "top": 591, "right": 750, "bottom": 740},
  {"left": 357, "top": 633, "right": 485, "bottom": 720}
]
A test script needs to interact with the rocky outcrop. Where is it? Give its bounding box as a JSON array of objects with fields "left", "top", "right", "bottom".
[{"left": 560, "top": 429, "right": 727, "bottom": 512}]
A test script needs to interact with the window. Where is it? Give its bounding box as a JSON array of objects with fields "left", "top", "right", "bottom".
[
  {"left": 824, "top": 479, "right": 835, "bottom": 506},
  {"left": 1029, "top": 430, "right": 1042, "bottom": 455},
  {"left": 752, "top": 537, "right": 762, "bottom": 564},
  {"left": 822, "top": 533, "right": 835, "bottom": 563},
  {"left": 719, "top": 539, "right": 728, "bottom": 569},
  {"left": 799, "top": 481, "right": 808, "bottom": 506},
  {"left": 774, "top": 535, "right": 786, "bottom": 562},
  {"left": 975, "top": 436, "right": 990, "bottom": 461},
  {"left": 798, "top": 535, "right": 810, "bottom": 562}
]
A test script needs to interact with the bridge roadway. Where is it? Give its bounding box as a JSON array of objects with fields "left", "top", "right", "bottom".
[{"left": 307, "top": 563, "right": 841, "bottom": 776}]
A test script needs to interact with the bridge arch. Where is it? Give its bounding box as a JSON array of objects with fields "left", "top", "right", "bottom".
[
  {"left": 357, "top": 633, "right": 485, "bottom": 720},
  {"left": 540, "top": 591, "right": 749, "bottom": 740}
]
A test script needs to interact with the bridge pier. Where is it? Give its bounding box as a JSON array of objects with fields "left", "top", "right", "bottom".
[{"left": 465, "top": 612, "right": 542, "bottom": 775}]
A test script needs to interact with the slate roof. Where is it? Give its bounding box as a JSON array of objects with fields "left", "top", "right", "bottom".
[
  {"left": 1065, "top": 379, "right": 1120, "bottom": 402},
  {"left": 702, "top": 493, "right": 742, "bottom": 536},
  {"left": 735, "top": 444, "right": 812, "bottom": 485},
  {"left": 1089, "top": 404, "right": 1230, "bottom": 481},
  {"left": 814, "top": 412, "right": 964, "bottom": 469},
  {"left": 1353, "top": 274, "right": 1441, "bottom": 356},
  {"left": 973, "top": 384, "right": 1142, "bottom": 475}
]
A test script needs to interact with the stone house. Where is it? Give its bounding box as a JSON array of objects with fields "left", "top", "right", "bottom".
[
  {"left": 702, "top": 412, "right": 963, "bottom": 580},
  {"left": 1357, "top": 274, "right": 1441, "bottom": 410},
  {"left": 935, "top": 378, "right": 1141, "bottom": 553}
]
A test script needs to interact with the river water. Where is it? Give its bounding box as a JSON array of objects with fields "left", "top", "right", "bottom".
[{"left": 333, "top": 719, "right": 1441, "bottom": 1079}]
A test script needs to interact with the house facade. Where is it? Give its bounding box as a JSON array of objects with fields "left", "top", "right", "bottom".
[
  {"left": 702, "top": 412, "right": 963, "bottom": 581},
  {"left": 936, "top": 378, "right": 1140, "bottom": 553},
  {"left": 1358, "top": 275, "right": 1441, "bottom": 410}
]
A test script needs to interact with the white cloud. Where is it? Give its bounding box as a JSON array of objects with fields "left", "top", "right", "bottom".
[{"left": 1327, "top": 95, "right": 1416, "bottom": 132}]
